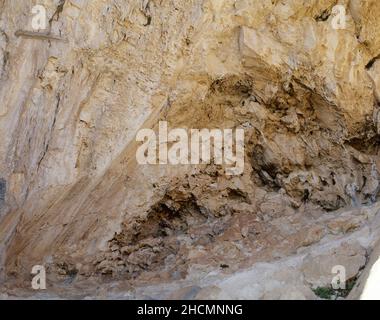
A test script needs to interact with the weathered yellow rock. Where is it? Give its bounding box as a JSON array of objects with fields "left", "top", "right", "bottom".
[{"left": 1, "top": 0, "right": 380, "bottom": 299}]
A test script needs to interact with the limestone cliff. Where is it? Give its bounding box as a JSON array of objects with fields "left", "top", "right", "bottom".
[{"left": 1, "top": 0, "right": 380, "bottom": 299}]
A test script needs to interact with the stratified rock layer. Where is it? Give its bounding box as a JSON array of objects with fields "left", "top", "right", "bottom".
[{"left": 1, "top": 0, "right": 380, "bottom": 299}]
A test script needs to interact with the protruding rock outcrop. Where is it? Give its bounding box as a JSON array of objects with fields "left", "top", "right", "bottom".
[{"left": 1, "top": 0, "right": 380, "bottom": 299}]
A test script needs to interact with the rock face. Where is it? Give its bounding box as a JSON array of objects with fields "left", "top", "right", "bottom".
[
  {"left": 1, "top": 0, "right": 380, "bottom": 299},
  {"left": 348, "top": 239, "right": 380, "bottom": 300}
]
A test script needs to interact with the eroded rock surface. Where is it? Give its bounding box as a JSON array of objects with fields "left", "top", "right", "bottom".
[{"left": 1, "top": 0, "right": 380, "bottom": 299}]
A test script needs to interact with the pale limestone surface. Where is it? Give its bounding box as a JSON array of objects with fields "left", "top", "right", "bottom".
[{"left": 1, "top": 0, "right": 380, "bottom": 299}]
